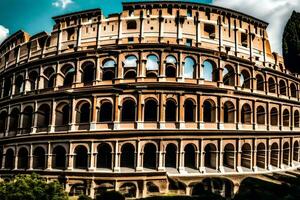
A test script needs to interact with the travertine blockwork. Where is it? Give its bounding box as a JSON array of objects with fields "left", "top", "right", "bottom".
[{"left": 0, "top": 1, "right": 299, "bottom": 199}]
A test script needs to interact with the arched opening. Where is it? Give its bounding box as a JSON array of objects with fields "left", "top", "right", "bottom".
[
  {"left": 256, "top": 143, "right": 266, "bottom": 169},
  {"left": 18, "top": 148, "right": 29, "bottom": 169},
  {"left": 144, "top": 99, "right": 158, "bottom": 122},
  {"left": 184, "top": 57, "right": 195, "bottom": 78},
  {"left": 165, "top": 99, "right": 177, "bottom": 122},
  {"left": 124, "top": 70, "right": 136, "bottom": 79},
  {"left": 223, "top": 65, "right": 235, "bottom": 86},
  {"left": 127, "top": 20, "right": 137, "bottom": 29},
  {"left": 279, "top": 80, "right": 287, "bottom": 95},
  {"left": 290, "top": 83, "right": 297, "bottom": 98},
  {"left": 271, "top": 143, "right": 279, "bottom": 167},
  {"left": 43, "top": 67, "right": 55, "bottom": 89},
  {"left": 9, "top": 108, "right": 20, "bottom": 133},
  {"left": 22, "top": 106, "right": 33, "bottom": 133},
  {"left": 293, "top": 141, "right": 299, "bottom": 162},
  {"left": 203, "top": 100, "right": 215, "bottom": 123},
  {"left": 15, "top": 75, "right": 24, "bottom": 94},
  {"left": 76, "top": 102, "right": 90, "bottom": 124},
  {"left": 146, "top": 55, "right": 159, "bottom": 78},
  {"left": 120, "top": 183, "right": 137, "bottom": 198},
  {"left": 223, "top": 144, "right": 235, "bottom": 169},
  {"left": 202, "top": 60, "right": 218, "bottom": 81},
  {"left": 82, "top": 62, "right": 95, "bottom": 85},
  {"left": 97, "top": 143, "right": 112, "bottom": 169},
  {"left": 74, "top": 145, "right": 88, "bottom": 169},
  {"left": 165, "top": 55, "right": 177, "bottom": 78},
  {"left": 52, "top": 146, "right": 67, "bottom": 169},
  {"left": 224, "top": 101, "right": 235, "bottom": 123},
  {"left": 102, "top": 59, "right": 116, "bottom": 81},
  {"left": 5, "top": 149, "right": 14, "bottom": 169},
  {"left": 241, "top": 104, "right": 251, "bottom": 124},
  {"left": 61, "top": 64, "right": 75, "bottom": 87},
  {"left": 56, "top": 103, "right": 70, "bottom": 126},
  {"left": 123, "top": 55, "right": 137, "bottom": 79},
  {"left": 120, "top": 143, "right": 135, "bottom": 169},
  {"left": 256, "top": 74, "right": 264, "bottom": 91},
  {"left": 165, "top": 143, "right": 177, "bottom": 168},
  {"left": 33, "top": 147, "right": 46, "bottom": 169},
  {"left": 294, "top": 110, "right": 300, "bottom": 128},
  {"left": 0, "top": 111, "right": 7, "bottom": 133},
  {"left": 240, "top": 70, "right": 251, "bottom": 89},
  {"left": 143, "top": 143, "right": 157, "bottom": 169},
  {"left": 29, "top": 71, "right": 38, "bottom": 91},
  {"left": 271, "top": 108, "right": 278, "bottom": 126},
  {"left": 37, "top": 104, "right": 50, "bottom": 128},
  {"left": 99, "top": 101, "right": 113, "bottom": 122},
  {"left": 184, "top": 99, "right": 195, "bottom": 122},
  {"left": 204, "top": 143, "right": 217, "bottom": 169},
  {"left": 256, "top": 106, "right": 265, "bottom": 125},
  {"left": 283, "top": 109, "right": 290, "bottom": 127},
  {"left": 3, "top": 78, "right": 11, "bottom": 97},
  {"left": 283, "top": 142, "right": 290, "bottom": 165},
  {"left": 241, "top": 144, "right": 251, "bottom": 168},
  {"left": 268, "top": 77, "right": 276, "bottom": 93},
  {"left": 184, "top": 144, "right": 197, "bottom": 169},
  {"left": 146, "top": 182, "right": 159, "bottom": 194},
  {"left": 121, "top": 99, "right": 136, "bottom": 122}
]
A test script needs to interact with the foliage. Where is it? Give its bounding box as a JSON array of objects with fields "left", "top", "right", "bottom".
[
  {"left": 282, "top": 11, "right": 300, "bottom": 73},
  {"left": 96, "top": 191, "right": 125, "bottom": 200},
  {"left": 78, "top": 194, "right": 92, "bottom": 200},
  {"left": 0, "top": 173, "right": 68, "bottom": 200}
]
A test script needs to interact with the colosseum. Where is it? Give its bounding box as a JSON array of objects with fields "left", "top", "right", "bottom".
[{"left": 0, "top": 0, "right": 299, "bottom": 199}]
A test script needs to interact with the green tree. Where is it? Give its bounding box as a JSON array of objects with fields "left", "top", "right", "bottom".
[{"left": 0, "top": 173, "right": 68, "bottom": 200}]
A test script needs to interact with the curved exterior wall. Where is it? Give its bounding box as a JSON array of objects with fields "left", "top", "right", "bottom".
[{"left": 0, "top": 1, "right": 299, "bottom": 199}]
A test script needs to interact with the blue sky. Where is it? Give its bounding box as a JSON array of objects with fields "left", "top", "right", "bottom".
[{"left": 0, "top": 0, "right": 299, "bottom": 53}]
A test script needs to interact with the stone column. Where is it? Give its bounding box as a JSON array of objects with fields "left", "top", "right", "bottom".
[
  {"left": 113, "top": 141, "right": 120, "bottom": 172},
  {"left": 29, "top": 144, "right": 33, "bottom": 170},
  {"left": 46, "top": 142, "right": 52, "bottom": 170},
  {"left": 90, "top": 97, "right": 97, "bottom": 130},
  {"left": 67, "top": 144, "right": 74, "bottom": 170},
  {"left": 49, "top": 101, "right": 56, "bottom": 133},
  {"left": 179, "top": 95, "right": 185, "bottom": 129},
  {"left": 89, "top": 142, "right": 96, "bottom": 171},
  {"left": 136, "top": 140, "right": 142, "bottom": 171}
]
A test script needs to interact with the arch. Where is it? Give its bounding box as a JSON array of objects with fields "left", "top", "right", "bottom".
[
  {"left": 224, "top": 101, "right": 235, "bottom": 123},
  {"left": 82, "top": 61, "right": 95, "bottom": 85},
  {"left": 256, "top": 143, "right": 266, "bottom": 169},
  {"left": 120, "top": 183, "right": 137, "bottom": 198},
  {"left": 33, "top": 147, "right": 46, "bottom": 169},
  {"left": 61, "top": 64, "right": 75, "bottom": 87},
  {"left": 294, "top": 110, "right": 300, "bottom": 128},
  {"left": 293, "top": 141, "right": 299, "bottom": 162},
  {"left": 184, "top": 57, "right": 195, "bottom": 78},
  {"left": 0, "top": 111, "right": 7, "bottom": 133},
  {"left": 37, "top": 104, "right": 50, "bottom": 128},
  {"left": 5, "top": 149, "right": 14, "bottom": 169},
  {"left": 279, "top": 80, "right": 287, "bottom": 95},
  {"left": 121, "top": 99, "right": 136, "bottom": 122},
  {"left": 202, "top": 60, "right": 218, "bottom": 81},
  {"left": 9, "top": 108, "right": 20, "bottom": 133},
  {"left": 165, "top": 55, "right": 177, "bottom": 78},
  {"left": 144, "top": 99, "right": 158, "bottom": 122},
  {"left": 22, "top": 106, "right": 33, "bottom": 133},
  {"left": 124, "top": 70, "right": 137, "bottom": 79},
  {"left": 124, "top": 55, "right": 138, "bottom": 68},
  {"left": 56, "top": 103, "right": 70, "bottom": 126},
  {"left": 74, "top": 145, "right": 88, "bottom": 169},
  {"left": 102, "top": 59, "right": 116, "bottom": 81},
  {"left": 76, "top": 101, "right": 90, "bottom": 123},
  {"left": 204, "top": 143, "right": 217, "bottom": 169},
  {"left": 271, "top": 143, "right": 279, "bottom": 167},
  {"left": 223, "top": 65, "right": 235, "bottom": 86},
  {"left": 97, "top": 143, "right": 112, "bottom": 169},
  {"left": 290, "top": 83, "right": 297, "bottom": 98},
  {"left": 146, "top": 182, "right": 159, "bottom": 193},
  {"left": 283, "top": 109, "right": 290, "bottom": 127},
  {"left": 146, "top": 54, "right": 159, "bottom": 71},
  {"left": 18, "top": 147, "right": 29, "bottom": 169},
  {"left": 271, "top": 107, "right": 278, "bottom": 126},
  {"left": 15, "top": 75, "right": 24, "bottom": 94},
  {"left": 184, "top": 144, "right": 197, "bottom": 169},
  {"left": 29, "top": 71, "right": 39, "bottom": 91},
  {"left": 165, "top": 99, "right": 177, "bottom": 122},
  {"left": 165, "top": 143, "right": 177, "bottom": 168},
  {"left": 283, "top": 142, "right": 290, "bottom": 165},
  {"left": 99, "top": 101, "right": 113, "bottom": 122},
  {"left": 143, "top": 143, "right": 157, "bottom": 169},
  {"left": 256, "top": 74, "right": 264, "bottom": 91},
  {"left": 43, "top": 67, "right": 55, "bottom": 89},
  {"left": 268, "top": 77, "right": 276, "bottom": 93},
  {"left": 223, "top": 144, "right": 235, "bottom": 169},
  {"left": 241, "top": 103, "right": 251, "bottom": 124},
  {"left": 127, "top": 20, "right": 137, "bottom": 30},
  {"left": 184, "top": 99, "right": 196, "bottom": 122},
  {"left": 3, "top": 78, "right": 11, "bottom": 97},
  {"left": 240, "top": 70, "right": 251, "bottom": 89},
  {"left": 203, "top": 100, "right": 216, "bottom": 123},
  {"left": 120, "top": 143, "right": 135, "bottom": 169},
  {"left": 241, "top": 143, "right": 251, "bottom": 168},
  {"left": 52, "top": 146, "right": 67, "bottom": 169},
  {"left": 256, "top": 106, "right": 265, "bottom": 125}
]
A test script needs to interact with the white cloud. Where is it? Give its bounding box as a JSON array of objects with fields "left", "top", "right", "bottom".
[
  {"left": 0, "top": 25, "right": 9, "bottom": 44},
  {"left": 213, "top": 0, "right": 300, "bottom": 54},
  {"left": 52, "top": 0, "right": 73, "bottom": 9}
]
